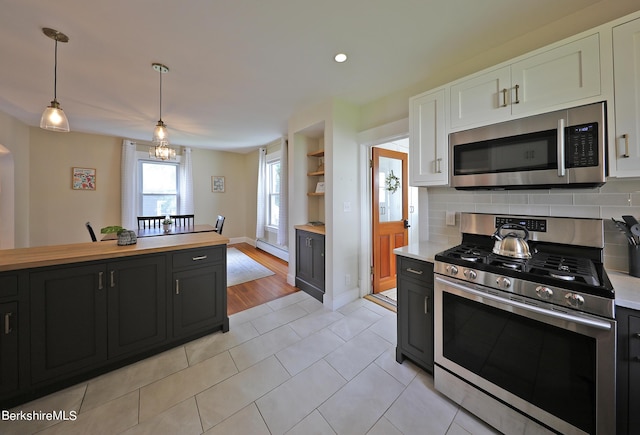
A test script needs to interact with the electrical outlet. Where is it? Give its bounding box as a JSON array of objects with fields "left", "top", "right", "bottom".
[
  {"left": 345, "top": 274, "right": 351, "bottom": 286},
  {"left": 343, "top": 201, "right": 351, "bottom": 212},
  {"left": 446, "top": 211, "right": 456, "bottom": 226}
]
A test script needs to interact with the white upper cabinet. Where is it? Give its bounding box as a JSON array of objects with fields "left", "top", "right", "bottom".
[
  {"left": 612, "top": 17, "right": 640, "bottom": 178},
  {"left": 409, "top": 88, "right": 448, "bottom": 186},
  {"left": 450, "top": 34, "right": 601, "bottom": 130}
]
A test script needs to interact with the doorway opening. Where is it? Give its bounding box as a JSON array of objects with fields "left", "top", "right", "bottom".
[{"left": 367, "top": 138, "right": 418, "bottom": 307}]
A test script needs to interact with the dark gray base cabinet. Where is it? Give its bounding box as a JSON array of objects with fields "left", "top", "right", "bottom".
[
  {"left": 617, "top": 306, "right": 640, "bottom": 435},
  {"left": 295, "top": 229, "right": 325, "bottom": 302},
  {"left": 0, "top": 301, "right": 18, "bottom": 396},
  {"left": 172, "top": 247, "right": 228, "bottom": 337},
  {"left": 395, "top": 256, "right": 434, "bottom": 373},
  {"left": 1, "top": 245, "right": 228, "bottom": 408}
]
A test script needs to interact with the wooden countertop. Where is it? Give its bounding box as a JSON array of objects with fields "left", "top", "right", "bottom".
[
  {"left": 294, "top": 224, "right": 325, "bottom": 235},
  {"left": 0, "top": 232, "right": 229, "bottom": 272}
]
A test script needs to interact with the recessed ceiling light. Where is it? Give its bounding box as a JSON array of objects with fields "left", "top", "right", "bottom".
[{"left": 334, "top": 53, "right": 347, "bottom": 63}]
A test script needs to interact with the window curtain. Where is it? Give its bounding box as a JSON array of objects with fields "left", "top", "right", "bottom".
[
  {"left": 179, "top": 147, "right": 194, "bottom": 214},
  {"left": 121, "top": 140, "right": 138, "bottom": 230},
  {"left": 277, "top": 139, "right": 288, "bottom": 246},
  {"left": 256, "top": 147, "right": 267, "bottom": 239}
]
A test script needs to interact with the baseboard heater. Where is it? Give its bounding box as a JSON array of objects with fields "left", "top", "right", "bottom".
[{"left": 256, "top": 239, "right": 289, "bottom": 262}]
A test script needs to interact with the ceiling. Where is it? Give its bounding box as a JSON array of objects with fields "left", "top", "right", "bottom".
[{"left": 0, "top": 0, "right": 620, "bottom": 153}]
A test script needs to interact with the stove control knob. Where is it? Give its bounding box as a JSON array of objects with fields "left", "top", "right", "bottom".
[
  {"left": 565, "top": 293, "right": 585, "bottom": 307},
  {"left": 496, "top": 276, "right": 511, "bottom": 289},
  {"left": 463, "top": 269, "right": 477, "bottom": 280},
  {"left": 535, "top": 286, "right": 553, "bottom": 300},
  {"left": 446, "top": 265, "right": 458, "bottom": 276}
]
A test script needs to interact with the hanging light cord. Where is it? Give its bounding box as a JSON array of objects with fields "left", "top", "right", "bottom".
[
  {"left": 158, "top": 67, "right": 162, "bottom": 122},
  {"left": 53, "top": 36, "right": 58, "bottom": 101}
]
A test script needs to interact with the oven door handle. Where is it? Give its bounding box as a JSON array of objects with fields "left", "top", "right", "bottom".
[{"left": 436, "top": 276, "right": 612, "bottom": 331}]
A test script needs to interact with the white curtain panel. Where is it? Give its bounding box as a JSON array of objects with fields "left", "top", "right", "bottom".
[
  {"left": 256, "top": 147, "right": 267, "bottom": 239},
  {"left": 180, "top": 147, "right": 194, "bottom": 214},
  {"left": 277, "top": 139, "right": 288, "bottom": 246},
  {"left": 121, "top": 140, "right": 138, "bottom": 230}
]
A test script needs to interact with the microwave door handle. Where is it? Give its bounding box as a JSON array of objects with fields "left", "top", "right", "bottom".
[{"left": 557, "top": 118, "right": 566, "bottom": 177}]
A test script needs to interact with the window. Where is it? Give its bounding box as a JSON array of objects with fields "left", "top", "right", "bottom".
[
  {"left": 140, "top": 161, "right": 179, "bottom": 216},
  {"left": 267, "top": 159, "right": 280, "bottom": 227}
]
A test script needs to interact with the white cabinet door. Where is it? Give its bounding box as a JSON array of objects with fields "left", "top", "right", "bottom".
[
  {"left": 450, "top": 34, "right": 601, "bottom": 130},
  {"left": 450, "top": 66, "right": 511, "bottom": 129},
  {"left": 511, "top": 34, "right": 601, "bottom": 116},
  {"left": 612, "top": 18, "right": 640, "bottom": 177},
  {"left": 410, "top": 88, "right": 448, "bottom": 186}
]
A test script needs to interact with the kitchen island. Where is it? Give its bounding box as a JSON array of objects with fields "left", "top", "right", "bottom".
[{"left": 0, "top": 232, "right": 229, "bottom": 408}]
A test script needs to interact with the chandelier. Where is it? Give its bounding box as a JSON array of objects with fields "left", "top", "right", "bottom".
[
  {"left": 149, "top": 63, "right": 176, "bottom": 160},
  {"left": 40, "top": 28, "right": 70, "bottom": 132}
]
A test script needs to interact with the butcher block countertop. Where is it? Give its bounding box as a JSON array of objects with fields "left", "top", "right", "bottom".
[
  {"left": 295, "top": 224, "right": 326, "bottom": 235},
  {"left": 0, "top": 232, "right": 229, "bottom": 272}
]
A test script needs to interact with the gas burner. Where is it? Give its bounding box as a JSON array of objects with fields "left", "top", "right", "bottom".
[
  {"left": 549, "top": 272, "right": 576, "bottom": 281},
  {"left": 460, "top": 254, "right": 481, "bottom": 262}
]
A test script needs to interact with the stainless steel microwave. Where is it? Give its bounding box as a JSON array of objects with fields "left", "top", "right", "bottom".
[{"left": 449, "top": 101, "right": 607, "bottom": 190}]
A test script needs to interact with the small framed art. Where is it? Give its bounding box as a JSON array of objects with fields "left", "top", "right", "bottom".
[
  {"left": 72, "top": 167, "right": 96, "bottom": 190},
  {"left": 212, "top": 176, "right": 225, "bottom": 192}
]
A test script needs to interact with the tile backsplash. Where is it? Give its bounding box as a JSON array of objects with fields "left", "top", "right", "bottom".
[{"left": 424, "top": 178, "right": 640, "bottom": 273}]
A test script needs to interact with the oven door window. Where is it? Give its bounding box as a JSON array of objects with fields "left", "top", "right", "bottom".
[
  {"left": 443, "top": 292, "right": 595, "bottom": 434},
  {"left": 453, "top": 129, "right": 557, "bottom": 175}
]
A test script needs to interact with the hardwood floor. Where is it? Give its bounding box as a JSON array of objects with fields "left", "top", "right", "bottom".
[{"left": 227, "top": 242, "right": 299, "bottom": 315}]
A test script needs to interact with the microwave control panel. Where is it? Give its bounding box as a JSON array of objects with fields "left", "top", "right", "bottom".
[{"left": 566, "top": 122, "right": 598, "bottom": 168}]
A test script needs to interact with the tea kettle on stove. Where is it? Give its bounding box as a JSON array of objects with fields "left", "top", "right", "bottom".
[{"left": 492, "top": 223, "right": 532, "bottom": 259}]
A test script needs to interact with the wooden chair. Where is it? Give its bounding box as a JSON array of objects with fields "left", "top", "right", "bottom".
[
  {"left": 137, "top": 216, "right": 164, "bottom": 229},
  {"left": 85, "top": 221, "right": 97, "bottom": 242},
  {"left": 170, "top": 214, "right": 195, "bottom": 226},
  {"left": 214, "top": 215, "right": 225, "bottom": 234}
]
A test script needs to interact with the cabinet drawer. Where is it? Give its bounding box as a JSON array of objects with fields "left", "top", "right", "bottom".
[
  {"left": 172, "top": 247, "right": 224, "bottom": 269},
  {"left": 0, "top": 274, "right": 18, "bottom": 298},
  {"left": 398, "top": 257, "right": 433, "bottom": 284}
]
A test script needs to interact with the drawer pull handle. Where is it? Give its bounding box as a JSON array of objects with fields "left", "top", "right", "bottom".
[
  {"left": 424, "top": 296, "right": 429, "bottom": 314},
  {"left": 501, "top": 88, "right": 508, "bottom": 107},
  {"left": 98, "top": 271, "right": 104, "bottom": 290},
  {"left": 513, "top": 84, "right": 520, "bottom": 104},
  {"left": 4, "top": 312, "right": 12, "bottom": 334},
  {"left": 110, "top": 270, "right": 115, "bottom": 288},
  {"left": 406, "top": 268, "right": 423, "bottom": 275},
  {"left": 621, "top": 134, "right": 630, "bottom": 158},
  {"left": 176, "top": 279, "right": 180, "bottom": 295},
  {"left": 192, "top": 255, "right": 208, "bottom": 261}
]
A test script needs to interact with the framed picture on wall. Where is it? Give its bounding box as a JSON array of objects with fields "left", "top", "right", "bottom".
[
  {"left": 211, "top": 176, "right": 225, "bottom": 193},
  {"left": 72, "top": 167, "right": 96, "bottom": 190}
]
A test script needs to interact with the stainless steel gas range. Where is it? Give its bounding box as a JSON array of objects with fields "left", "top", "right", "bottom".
[{"left": 434, "top": 213, "right": 615, "bottom": 435}]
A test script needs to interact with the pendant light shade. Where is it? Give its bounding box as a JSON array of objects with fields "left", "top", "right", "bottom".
[
  {"left": 149, "top": 63, "right": 176, "bottom": 160},
  {"left": 40, "top": 28, "right": 70, "bottom": 132}
]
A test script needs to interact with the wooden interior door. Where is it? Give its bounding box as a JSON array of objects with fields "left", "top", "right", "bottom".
[{"left": 372, "top": 147, "right": 408, "bottom": 293}]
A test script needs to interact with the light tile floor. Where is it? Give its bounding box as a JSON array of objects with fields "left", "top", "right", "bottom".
[{"left": 2, "top": 292, "right": 499, "bottom": 435}]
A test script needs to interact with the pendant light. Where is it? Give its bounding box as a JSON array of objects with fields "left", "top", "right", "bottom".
[
  {"left": 40, "top": 28, "right": 70, "bottom": 132},
  {"left": 149, "top": 63, "right": 176, "bottom": 160}
]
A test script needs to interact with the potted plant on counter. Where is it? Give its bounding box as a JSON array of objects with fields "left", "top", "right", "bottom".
[
  {"left": 162, "top": 217, "right": 173, "bottom": 233},
  {"left": 101, "top": 225, "right": 137, "bottom": 246}
]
